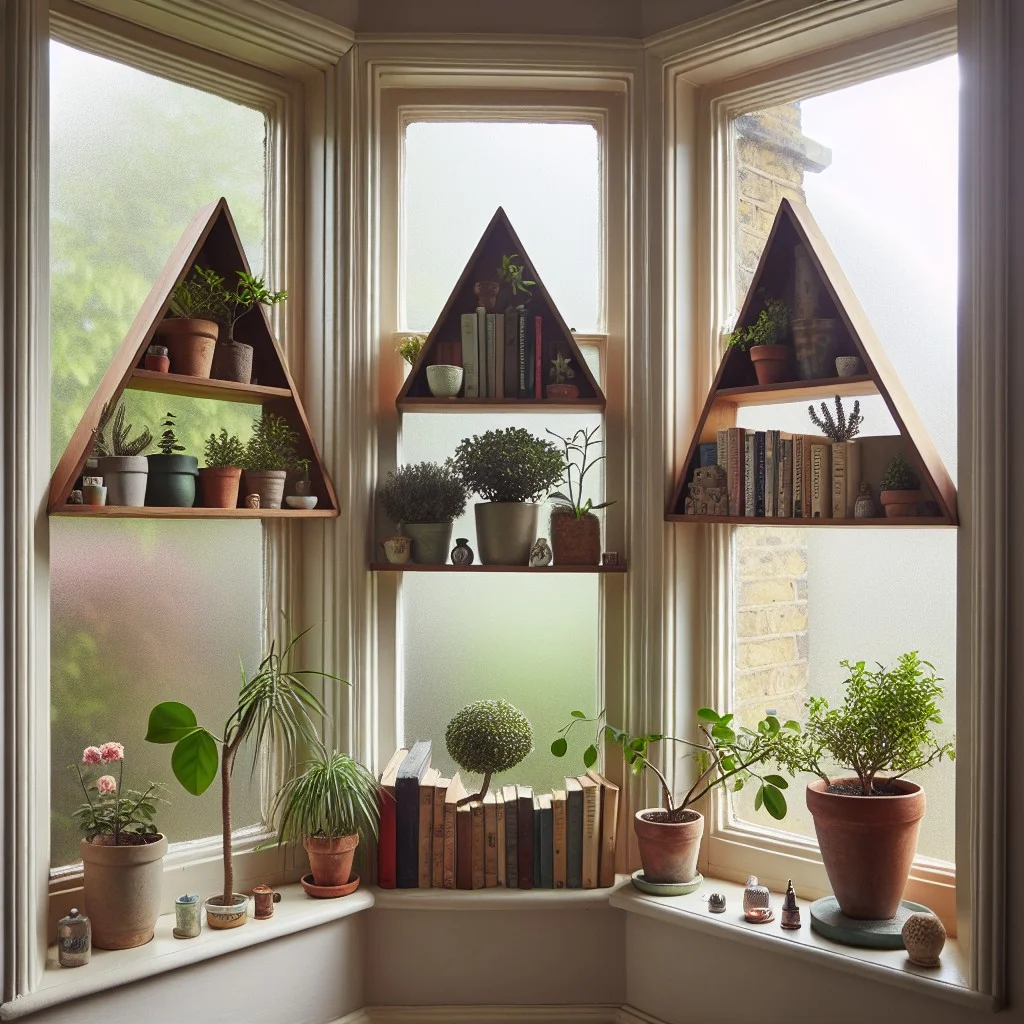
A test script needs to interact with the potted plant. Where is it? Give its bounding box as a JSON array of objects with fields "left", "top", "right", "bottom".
[
  {"left": 729, "top": 295, "right": 790, "bottom": 385},
  {"left": 208, "top": 269, "right": 288, "bottom": 384},
  {"left": 445, "top": 699, "right": 534, "bottom": 802},
  {"left": 157, "top": 265, "right": 223, "bottom": 378},
  {"left": 453, "top": 427, "right": 563, "bottom": 565},
  {"left": 93, "top": 400, "right": 153, "bottom": 507},
  {"left": 546, "top": 426, "right": 614, "bottom": 565},
  {"left": 200, "top": 428, "right": 245, "bottom": 509},
  {"left": 286, "top": 457, "right": 318, "bottom": 510},
  {"left": 552, "top": 707, "right": 791, "bottom": 886},
  {"left": 146, "top": 628, "right": 345, "bottom": 928},
  {"left": 242, "top": 411, "right": 299, "bottom": 509},
  {"left": 397, "top": 334, "right": 425, "bottom": 368},
  {"left": 145, "top": 412, "right": 198, "bottom": 508},
  {"left": 73, "top": 740, "right": 166, "bottom": 949},
  {"left": 377, "top": 460, "right": 468, "bottom": 564},
  {"left": 270, "top": 746, "right": 380, "bottom": 897},
  {"left": 547, "top": 351, "right": 579, "bottom": 400},
  {"left": 496, "top": 253, "right": 535, "bottom": 312},
  {"left": 771, "top": 653, "right": 955, "bottom": 920},
  {"left": 879, "top": 451, "right": 921, "bottom": 518}
]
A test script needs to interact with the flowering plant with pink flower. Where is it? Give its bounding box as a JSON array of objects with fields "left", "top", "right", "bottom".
[{"left": 71, "top": 740, "right": 166, "bottom": 844}]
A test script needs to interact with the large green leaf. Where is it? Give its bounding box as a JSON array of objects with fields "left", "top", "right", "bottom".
[
  {"left": 583, "top": 744, "right": 598, "bottom": 769},
  {"left": 550, "top": 738, "right": 568, "bottom": 757},
  {"left": 762, "top": 784, "right": 787, "bottom": 820},
  {"left": 171, "top": 729, "right": 219, "bottom": 795},
  {"left": 762, "top": 774, "right": 789, "bottom": 790},
  {"left": 145, "top": 701, "right": 199, "bottom": 744},
  {"left": 696, "top": 708, "right": 720, "bottom": 722}
]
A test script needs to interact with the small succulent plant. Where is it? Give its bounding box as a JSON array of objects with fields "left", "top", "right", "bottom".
[
  {"left": 93, "top": 401, "right": 152, "bottom": 458},
  {"left": 807, "top": 396, "right": 863, "bottom": 442},
  {"left": 156, "top": 412, "right": 186, "bottom": 456}
]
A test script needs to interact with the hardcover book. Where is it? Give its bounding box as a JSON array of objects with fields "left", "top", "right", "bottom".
[
  {"left": 376, "top": 747, "right": 407, "bottom": 889},
  {"left": 484, "top": 792, "right": 499, "bottom": 888},
  {"left": 538, "top": 793, "right": 554, "bottom": 889},
  {"left": 476, "top": 307, "right": 487, "bottom": 397},
  {"left": 743, "top": 434, "right": 755, "bottom": 517},
  {"left": 484, "top": 312, "right": 496, "bottom": 399},
  {"left": 460, "top": 314, "right": 479, "bottom": 399},
  {"left": 533, "top": 794, "right": 542, "bottom": 889},
  {"left": 456, "top": 800, "right": 473, "bottom": 890},
  {"left": 534, "top": 316, "right": 543, "bottom": 399},
  {"left": 552, "top": 788, "right": 567, "bottom": 889},
  {"left": 494, "top": 313, "right": 505, "bottom": 399},
  {"left": 442, "top": 773, "right": 464, "bottom": 890},
  {"left": 811, "top": 443, "right": 832, "bottom": 519},
  {"left": 578, "top": 774, "right": 602, "bottom": 889},
  {"left": 495, "top": 790, "right": 507, "bottom": 887},
  {"left": 471, "top": 798, "right": 485, "bottom": 890},
  {"left": 517, "top": 309, "right": 535, "bottom": 399},
  {"left": 503, "top": 309, "right": 519, "bottom": 397},
  {"left": 395, "top": 741, "right": 431, "bottom": 889},
  {"left": 754, "top": 431, "right": 766, "bottom": 517},
  {"left": 418, "top": 766, "right": 440, "bottom": 888},
  {"left": 699, "top": 442, "right": 718, "bottom": 468},
  {"left": 565, "top": 776, "right": 583, "bottom": 889},
  {"left": 502, "top": 783, "right": 519, "bottom": 888},
  {"left": 517, "top": 785, "right": 535, "bottom": 889},
  {"left": 431, "top": 775, "right": 450, "bottom": 889},
  {"left": 726, "top": 427, "right": 745, "bottom": 517},
  {"left": 587, "top": 769, "right": 620, "bottom": 888}
]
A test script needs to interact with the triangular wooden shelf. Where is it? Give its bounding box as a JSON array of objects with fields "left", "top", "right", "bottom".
[
  {"left": 668, "top": 198, "right": 957, "bottom": 525},
  {"left": 48, "top": 198, "right": 338, "bottom": 518},
  {"left": 397, "top": 207, "right": 605, "bottom": 412}
]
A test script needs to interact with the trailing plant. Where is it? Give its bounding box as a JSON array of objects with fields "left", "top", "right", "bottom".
[
  {"left": 167, "top": 266, "right": 225, "bottom": 321},
  {"left": 454, "top": 427, "right": 563, "bottom": 504},
  {"left": 146, "top": 626, "right": 345, "bottom": 904},
  {"left": 155, "top": 412, "right": 185, "bottom": 456},
  {"left": 807, "top": 395, "right": 863, "bottom": 442},
  {"left": 243, "top": 411, "right": 300, "bottom": 471},
  {"left": 203, "top": 428, "right": 246, "bottom": 468},
  {"left": 551, "top": 707, "right": 796, "bottom": 823},
  {"left": 728, "top": 295, "right": 790, "bottom": 351},
  {"left": 497, "top": 253, "right": 535, "bottom": 309},
  {"left": 880, "top": 451, "right": 920, "bottom": 491},
  {"left": 93, "top": 401, "right": 153, "bottom": 458},
  {"left": 546, "top": 425, "right": 614, "bottom": 519},
  {"left": 446, "top": 699, "right": 534, "bottom": 802},
  {"left": 767, "top": 652, "right": 955, "bottom": 796},
  {"left": 397, "top": 335, "right": 426, "bottom": 366},
  {"left": 377, "top": 460, "right": 468, "bottom": 524},
  {"left": 549, "top": 351, "right": 575, "bottom": 386}
]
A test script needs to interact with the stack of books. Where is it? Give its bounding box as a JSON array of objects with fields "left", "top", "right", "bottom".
[
  {"left": 377, "top": 742, "right": 619, "bottom": 890},
  {"left": 460, "top": 308, "right": 544, "bottom": 400}
]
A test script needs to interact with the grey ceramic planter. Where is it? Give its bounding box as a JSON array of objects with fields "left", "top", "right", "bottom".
[
  {"left": 244, "top": 469, "right": 287, "bottom": 509},
  {"left": 97, "top": 455, "right": 149, "bottom": 507},
  {"left": 403, "top": 522, "right": 454, "bottom": 565},
  {"left": 474, "top": 502, "right": 540, "bottom": 565}
]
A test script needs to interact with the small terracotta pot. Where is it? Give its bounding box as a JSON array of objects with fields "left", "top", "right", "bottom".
[
  {"left": 199, "top": 466, "right": 242, "bottom": 508},
  {"left": 304, "top": 833, "right": 359, "bottom": 888},
  {"left": 550, "top": 510, "right": 601, "bottom": 565},
  {"left": 546, "top": 383, "right": 579, "bottom": 400},
  {"left": 749, "top": 344, "right": 789, "bottom": 385},
  {"left": 806, "top": 778, "right": 925, "bottom": 920},
  {"left": 156, "top": 319, "right": 218, "bottom": 378},
  {"left": 212, "top": 341, "right": 254, "bottom": 384},
  {"left": 633, "top": 809, "right": 703, "bottom": 885},
  {"left": 880, "top": 489, "right": 921, "bottom": 518},
  {"left": 144, "top": 353, "right": 170, "bottom": 373}
]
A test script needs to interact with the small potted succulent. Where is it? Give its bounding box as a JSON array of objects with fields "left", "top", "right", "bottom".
[
  {"left": 729, "top": 295, "right": 791, "bottom": 385},
  {"left": 546, "top": 426, "right": 614, "bottom": 565},
  {"left": 146, "top": 412, "right": 198, "bottom": 508},
  {"left": 376, "top": 460, "right": 468, "bottom": 564},
  {"left": 242, "top": 411, "right": 299, "bottom": 509},
  {"left": 453, "top": 427, "right": 563, "bottom": 565},
  {"left": 73, "top": 740, "right": 166, "bottom": 949},
  {"left": 879, "top": 451, "right": 921, "bottom": 518},
  {"left": 208, "top": 269, "right": 288, "bottom": 384},
  {"left": 496, "top": 253, "right": 535, "bottom": 313},
  {"left": 157, "top": 266, "right": 223, "bottom": 378},
  {"left": 446, "top": 699, "right": 534, "bottom": 802},
  {"left": 286, "top": 457, "right": 318, "bottom": 510},
  {"left": 271, "top": 746, "right": 380, "bottom": 898},
  {"left": 546, "top": 351, "right": 579, "bottom": 400},
  {"left": 93, "top": 401, "right": 153, "bottom": 507},
  {"left": 199, "top": 428, "right": 246, "bottom": 509}
]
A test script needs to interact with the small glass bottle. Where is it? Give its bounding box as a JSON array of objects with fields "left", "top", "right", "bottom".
[{"left": 57, "top": 908, "right": 91, "bottom": 967}]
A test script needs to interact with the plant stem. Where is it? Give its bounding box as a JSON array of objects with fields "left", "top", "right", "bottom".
[
  {"left": 115, "top": 760, "right": 123, "bottom": 846},
  {"left": 221, "top": 739, "right": 242, "bottom": 904}
]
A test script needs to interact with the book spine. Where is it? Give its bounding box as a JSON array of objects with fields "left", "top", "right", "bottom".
[
  {"left": 505, "top": 794, "right": 519, "bottom": 888},
  {"left": 765, "top": 431, "right": 775, "bottom": 517},
  {"left": 443, "top": 799, "right": 457, "bottom": 889},
  {"left": 504, "top": 312, "right": 518, "bottom": 397},
  {"left": 744, "top": 434, "right": 755, "bottom": 517},
  {"left": 471, "top": 800, "right": 485, "bottom": 890},
  {"left": 846, "top": 441, "right": 861, "bottom": 517},
  {"left": 395, "top": 776, "right": 420, "bottom": 889},
  {"left": 496, "top": 797, "right": 506, "bottom": 887},
  {"left": 456, "top": 807, "right": 472, "bottom": 889},
  {"left": 484, "top": 796, "right": 498, "bottom": 888},
  {"left": 811, "top": 444, "right": 832, "bottom": 518},
  {"left": 597, "top": 785, "right": 619, "bottom": 889},
  {"left": 755, "top": 432, "right": 766, "bottom": 517},
  {"left": 417, "top": 780, "right": 434, "bottom": 888},
  {"left": 716, "top": 429, "right": 728, "bottom": 471},
  {"left": 517, "top": 310, "right": 528, "bottom": 398},
  {"left": 431, "top": 782, "right": 447, "bottom": 888},
  {"left": 485, "top": 313, "right": 496, "bottom": 399},
  {"left": 517, "top": 794, "right": 534, "bottom": 889},
  {"left": 553, "top": 796, "right": 567, "bottom": 889},
  {"left": 534, "top": 316, "right": 543, "bottom": 399},
  {"left": 832, "top": 442, "right": 847, "bottom": 520},
  {"left": 540, "top": 801, "right": 554, "bottom": 889},
  {"left": 566, "top": 789, "right": 583, "bottom": 889},
  {"left": 726, "top": 427, "right": 743, "bottom": 517},
  {"left": 533, "top": 800, "right": 542, "bottom": 889},
  {"left": 802, "top": 438, "right": 813, "bottom": 518},
  {"left": 793, "top": 437, "right": 803, "bottom": 519},
  {"left": 699, "top": 442, "right": 718, "bottom": 468},
  {"left": 783, "top": 440, "right": 793, "bottom": 518},
  {"left": 377, "top": 789, "right": 397, "bottom": 888},
  {"left": 460, "top": 313, "right": 479, "bottom": 399},
  {"left": 476, "top": 307, "right": 487, "bottom": 398},
  {"left": 581, "top": 784, "right": 601, "bottom": 889},
  {"left": 494, "top": 314, "right": 505, "bottom": 399}
]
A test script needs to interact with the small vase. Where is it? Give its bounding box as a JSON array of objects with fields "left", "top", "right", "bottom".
[
  {"left": 853, "top": 482, "right": 877, "bottom": 519},
  {"left": 381, "top": 535, "right": 412, "bottom": 564},
  {"left": 835, "top": 355, "right": 864, "bottom": 378},
  {"left": 450, "top": 537, "right": 474, "bottom": 565},
  {"left": 173, "top": 894, "right": 202, "bottom": 939}
]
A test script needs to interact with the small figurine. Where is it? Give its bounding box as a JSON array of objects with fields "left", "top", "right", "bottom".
[
  {"left": 57, "top": 908, "right": 90, "bottom": 967},
  {"left": 174, "top": 894, "right": 202, "bottom": 939},
  {"left": 530, "top": 537, "right": 553, "bottom": 567},
  {"left": 902, "top": 912, "right": 946, "bottom": 966},
  {"left": 68, "top": 489, "right": 84, "bottom": 504},
  {"left": 601, "top": 551, "right": 619, "bottom": 567},
  {"left": 854, "top": 481, "right": 877, "bottom": 519},
  {"left": 252, "top": 884, "right": 282, "bottom": 920},
  {"left": 743, "top": 875, "right": 773, "bottom": 923},
  {"left": 708, "top": 892, "right": 726, "bottom": 914},
  {"left": 245, "top": 493, "right": 261, "bottom": 510},
  {"left": 451, "top": 537, "right": 475, "bottom": 565},
  {"left": 780, "top": 879, "right": 801, "bottom": 930}
]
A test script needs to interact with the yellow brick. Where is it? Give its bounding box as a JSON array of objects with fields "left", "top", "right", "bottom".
[
  {"left": 738, "top": 547, "right": 808, "bottom": 578},
  {"left": 739, "top": 579, "right": 796, "bottom": 606},
  {"left": 765, "top": 603, "right": 808, "bottom": 633},
  {"left": 737, "top": 636, "right": 797, "bottom": 669},
  {"left": 736, "top": 662, "right": 808, "bottom": 702}
]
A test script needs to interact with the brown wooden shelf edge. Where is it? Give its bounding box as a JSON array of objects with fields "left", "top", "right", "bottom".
[
  {"left": 369, "top": 562, "right": 627, "bottom": 573},
  {"left": 665, "top": 515, "right": 956, "bottom": 527},
  {"left": 51, "top": 506, "right": 338, "bottom": 519},
  {"left": 712, "top": 375, "right": 877, "bottom": 406},
  {"left": 128, "top": 368, "right": 292, "bottom": 404},
  {"left": 397, "top": 398, "right": 607, "bottom": 413}
]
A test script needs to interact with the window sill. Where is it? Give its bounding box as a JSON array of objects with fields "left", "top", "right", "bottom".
[
  {"left": 371, "top": 877, "right": 630, "bottom": 909},
  {"left": 0, "top": 884, "right": 374, "bottom": 1021},
  {"left": 611, "top": 880, "right": 992, "bottom": 1012}
]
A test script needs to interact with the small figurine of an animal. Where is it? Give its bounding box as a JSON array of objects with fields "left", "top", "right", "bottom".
[{"left": 529, "top": 537, "right": 553, "bottom": 567}]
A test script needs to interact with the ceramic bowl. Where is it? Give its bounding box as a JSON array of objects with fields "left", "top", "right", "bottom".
[
  {"left": 285, "top": 495, "right": 318, "bottom": 509},
  {"left": 835, "top": 355, "right": 864, "bottom": 377},
  {"left": 426, "top": 364, "right": 464, "bottom": 398}
]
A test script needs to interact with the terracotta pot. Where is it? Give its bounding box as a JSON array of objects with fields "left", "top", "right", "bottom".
[
  {"left": 80, "top": 834, "right": 167, "bottom": 949},
  {"left": 244, "top": 469, "right": 288, "bottom": 509},
  {"left": 199, "top": 466, "right": 242, "bottom": 508},
  {"left": 749, "top": 344, "right": 789, "bottom": 385},
  {"left": 304, "top": 833, "right": 359, "bottom": 888},
  {"left": 806, "top": 778, "right": 925, "bottom": 920},
  {"left": 792, "top": 318, "right": 839, "bottom": 380},
  {"left": 212, "top": 341, "right": 254, "bottom": 384},
  {"left": 546, "top": 383, "right": 579, "bottom": 400},
  {"left": 633, "top": 809, "right": 703, "bottom": 885},
  {"left": 474, "top": 502, "right": 540, "bottom": 565},
  {"left": 880, "top": 489, "right": 921, "bottom": 518},
  {"left": 550, "top": 510, "right": 601, "bottom": 565},
  {"left": 403, "top": 522, "right": 453, "bottom": 565},
  {"left": 156, "top": 318, "right": 218, "bottom": 378}
]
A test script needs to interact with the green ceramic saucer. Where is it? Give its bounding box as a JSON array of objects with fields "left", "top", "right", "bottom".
[{"left": 631, "top": 869, "right": 703, "bottom": 896}]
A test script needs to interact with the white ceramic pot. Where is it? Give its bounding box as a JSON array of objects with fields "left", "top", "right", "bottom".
[
  {"left": 97, "top": 456, "right": 149, "bottom": 507},
  {"left": 285, "top": 495, "right": 318, "bottom": 509},
  {"left": 426, "top": 364, "right": 464, "bottom": 398}
]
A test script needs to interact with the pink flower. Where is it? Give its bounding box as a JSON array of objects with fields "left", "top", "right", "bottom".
[
  {"left": 82, "top": 746, "right": 103, "bottom": 765},
  {"left": 99, "top": 742, "right": 124, "bottom": 762},
  {"left": 96, "top": 775, "right": 117, "bottom": 795}
]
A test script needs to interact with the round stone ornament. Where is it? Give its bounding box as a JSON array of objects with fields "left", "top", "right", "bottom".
[{"left": 902, "top": 912, "right": 946, "bottom": 966}]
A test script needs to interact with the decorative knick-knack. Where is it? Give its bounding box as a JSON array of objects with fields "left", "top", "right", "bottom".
[
  {"left": 474, "top": 280, "right": 500, "bottom": 313},
  {"left": 902, "top": 912, "right": 946, "bottom": 966},
  {"left": 529, "top": 537, "right": 553, "bottom": 567},
  {"left": 451, "top": 537, "right": 474, "bottom": 565},
  {"left": 82, "top": 476, "right": 107, "bottom": 507},
  {"left": 743, "top": 875, "right": 773, "bottom": 923},
  {"left": 854, "top": 481, "right": 877, "bottom": 519},
  {"left": 144, "top": 344, "right": 171, "bottom": 373},
  {"left": 381, "top": 535, "right": 412, "bottom": 565},
  {"left": 174, "top": 894, "right": 202, "bottom": 939},
  {"left": 252, "top": 884, "right": 282, "bottom": 920},
  {"left": 708, "top": 892, "right": 726, "bottom": 914},
  {"left": 245, "top": 493, "right": 261, "bottom": 510},
  {"left": 780, "top": 879, "right": 801, "bottom": 930},
  {"left": 57, "top": 908, "right": 91, "bottom": 967}
]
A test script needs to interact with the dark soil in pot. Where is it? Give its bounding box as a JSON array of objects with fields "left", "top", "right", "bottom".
[{"left": 145, "top": 454, "right": 199, "bottom": 507}]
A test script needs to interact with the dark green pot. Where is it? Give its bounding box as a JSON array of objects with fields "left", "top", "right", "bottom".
[{"left": 146, "top": 455, "right": 199, "bottom": 507}]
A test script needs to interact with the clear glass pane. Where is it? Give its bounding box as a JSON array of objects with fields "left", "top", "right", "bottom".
[{"left": 728, "top": 58, "right": 957, "bottom": 862}]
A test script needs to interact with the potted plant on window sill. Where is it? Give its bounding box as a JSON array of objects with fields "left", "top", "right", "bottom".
[
  {"left": 729, "top": 294, "right": 791, "bottom": 386},
  {"left": 376, "top": 460, "right": 468, "bottom": 564},
  {"left": 146, "top": 627, "right": 345, "bottom": 929},
  {"left": 157, "top": 265, "right": 223, "bottom": 379},
  {"left": 146, "top": 412, "right": 198, "bottom": 507},
  {"left": 200, "top": 428, "right": 246, "bottom": 509},
  {"left": 546, "top": 351, "right": 579, "bottom": 400},
  {"left": 208, "top": 269, "right": 287, "bottom": 385},
  {"left": 93, "top": 400, "right": 153, "bottom": 507},
  {"left": 454, "top": 427, "right": 563, "bottom": 566},
  {"left": 546, "top": 425, "right": 613, "bottom": 565},
  {"left": 879, "top": 451, "right": 922, "bottom": 518},
  {"left": 285, "top": 458, "right": 319, "bottom": 510},
  {"left": 242, "top": 410, "right": 300, "bottom": 509}
]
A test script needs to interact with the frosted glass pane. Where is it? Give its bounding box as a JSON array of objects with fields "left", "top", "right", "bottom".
[
  {"left": 402, "top": 122, "right": 600, "bottom": 333},
  {"left": 50, "top": 522, "right": 263, "bottom": 867},
  {"left": 50, "top": 41, "right": 267, "bottom": 469}
]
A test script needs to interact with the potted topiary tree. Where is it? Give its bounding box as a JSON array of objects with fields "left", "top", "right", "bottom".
[
  {"left": 446, "top": 699, "right": 534, "bottom": 802},
  {"left": 157, "top": 266, "right": 224, "bottom": 379},
  {"left": 200, "top": 428, "right": 246, "bottom": 509},
  {"left": 242, "top": 411, "right": 299, "bottom": 509},
  {"left": 729, "top": 295, "right": 791, "bottom": 385},
  {"left": 208, "top": 270, "right": 288, "bottom": 385},
  {"left": 376, "top": 461, "right": 468, "bottom": 565},
  {"left": 94, "top": 401, "right": 153, "bottom": 507},
  {"left": 453, "top": 427, "right": 563, "bottom": 565},
  {"left": 546, "top": 425, "right": 614, "bottom": 565},
  {"left": 879, "top": 451, "right": 921, "bottom": 518},
  {"left": 769, "top": 652, "right": 954, "bottom": 920},
  {"left": 145, "top": 412, "right": 198, "bottom": 508}
]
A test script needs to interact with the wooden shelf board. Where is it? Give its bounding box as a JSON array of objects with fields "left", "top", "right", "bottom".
[
  {"left": 370, "top": 562, "right": 626, "bottom": 573},
  {"left": 127, "top": 369, "right": 291, "bottom": 404},
  {"left": 397, "top": 397, "right": 606, "bottom": 414},
  {"left": 713, "top": 375, "right": 877, "bottom": 406},
  {"left": 52, "top": 506, "right": 337, "bottom": 520},
  {"left": 665, "top": 515, "right": 954, "bottom": 527}
]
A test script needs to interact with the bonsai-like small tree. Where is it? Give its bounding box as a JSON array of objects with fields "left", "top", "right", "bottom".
[
  {"left": 880, "top": 451, "right": 920, "bottom": 492},
  {"left": 93, "top": 401, "right": 153, "bottom": 458},
  {"left": 546, "top": 425, "right": 614, "bottom": 520},
  {"left": 446, "top": 699, "right": 534, "bottom": 802},
  {"left": 808, "top": 395, "right": 863, "bottom": 442},
  {"left": 728, "top": 295, "right": 790, "bottom": 350},
  {"left": 203, "top": 428, "right": 246, "bottom": 468},
  {"left": 155, "top": 412, "right": 186, "bottom": 456},
  {"left": 453, "top": 427, "right": 563, "bottom": 504},
  {"left": 377, "top": 460, "right": 468, "bottom": 524},
  {"left": 243, "top": 411, "right": 300, "bottom": 471}
]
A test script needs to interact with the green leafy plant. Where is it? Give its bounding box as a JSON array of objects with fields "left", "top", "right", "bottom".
[
  {"left": 295, "top": 457, "right": 311, "bottom": 483},
  {"left": 243, "top": 411, "right": 300, "bottom": 471},
  {"left": 446, "top": 699, "right": 534, "bottom": 801},
  {"left": 203, "top": 428, "right": 246, "bottom": 468},
  {"left": 808, "top": 396, "right": 863, "bottom": 442},
  {"left": 397, "top": 335, "right": 426, "bottom": 366},
  {"left": 454, "top": 427, "right": 564, "bottom": 504},
  {"left": 377, "top": 460, "right": 468, "bottom": 524},
  {"left": 728, "top": 295, "right": 790, "bottom": 351},
  {"left": 546, "top": 425, "right": 615, "bottom": 520},
  {"left": 168, "top": 266, "right": 226, "bottom": 321},
  {"left": 146, "top": 627, "right": 345, "bottom": 904},
  {"left": 549, "top": 351, "right": 576, "bottom": 385},
  {"left": 93, "top": 401, "right": 153, "bottom": 458},
  {"left": 551, "top": 708, "right": 796, "bottom": 822},
  {"left": 769, "top": 653, "right": 955, "bottom": 796},
  {"left": 155, "top": 412, "right": 185, "bottom": 456},
  {"left": 880, "top": 451, "right": 920, "bottom": 491},
  {"left": 497, "top": 254, "right": 536, "bottom": 308}
]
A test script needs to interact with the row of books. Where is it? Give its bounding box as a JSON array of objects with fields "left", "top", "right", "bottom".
[
  {"left": 701, "top": 427, "right": 861, "bottom": 519},
  {"left": 378, "top": 742, "right": 619, "bottom": 890},
  {"left": 460, "top": 307, "right": 544, "bottom": 400}
]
